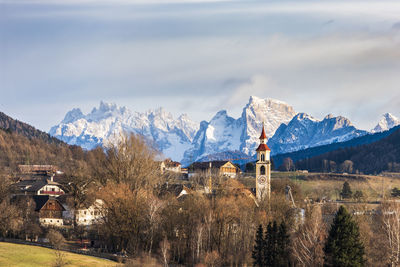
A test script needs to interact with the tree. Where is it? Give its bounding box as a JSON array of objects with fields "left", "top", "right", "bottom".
[
  {"left": 379, "top": 201, "right": 400, "bottom": 266},
  {"left": 292, "top": 205, "right": 326, "bottom": 266},
  {"left": 391, "top": 187, "right": 400, "bottom": 198},
  {"left": 353, "top": 191, "right": 364, "bottom": 202},
  {"left": 280, "top": 158, "right": 295, "bottom": 172},
  {"left": 99, "top": 133, "right": 161, "bottom": 190},
  {"left": 47, "top": 229, "right": 67, "bottom": 267},
  {"left": 263, "top": 221, "right": 290, "bottom": 267},
  {"left": 324, "top": 206, "right": 365, "bottom": 267},
  {"left": 340, "top": 182, "right": 352, "bottom": 199},
  {"left": 252, "top": 224, "right": 265, "bottom": 267}
]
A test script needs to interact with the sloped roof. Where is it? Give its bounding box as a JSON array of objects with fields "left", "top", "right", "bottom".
[
  {"left": 259, "top": 126, "right": 267, "bottom": 139},
  {"left": 256, "top": 143, "right": 271, "bottom": 151},
  {"left": 188, "top": 161, "right": 236, "bottom": 171},
  {"left": 33, "top": 195, "right": 65, "bottom": 211}
]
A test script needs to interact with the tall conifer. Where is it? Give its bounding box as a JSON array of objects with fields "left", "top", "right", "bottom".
[
  {"left": 324, "top": 206, "right": 365, "bottom": 267},
  {"left": 253, "top": 224, "right": 265, "bottom": 267}
]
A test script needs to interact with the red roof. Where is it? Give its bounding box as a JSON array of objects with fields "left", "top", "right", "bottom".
[
  {"left": 259, "top": 127, "right": 267, "bottom": 139},
  {"left": 256, "top": 143, "right": 270, "bottom": 151}
]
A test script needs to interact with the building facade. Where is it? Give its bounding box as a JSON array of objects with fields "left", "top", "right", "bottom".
[{"left": 255, "top": 125, "right": 271, "bottom": 202}]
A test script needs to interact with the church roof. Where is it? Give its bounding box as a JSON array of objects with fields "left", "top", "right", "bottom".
[
  {"left": 256, "top": 143, "right": 271, "bottom": 151},
  {"left": 259, "top": 126, "right": 267, "bottom": 139}
]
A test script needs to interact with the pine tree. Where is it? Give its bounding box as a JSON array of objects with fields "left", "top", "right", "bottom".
[
  {"left": 263, "top": 221, "right": 290, "bottom": 267},
  {"left": 253, "top": 224, "right": 265, "bottom": 267},
  {"left": 340, "top": 181, "right": 353, "bottom": 199},
  {"left": 324, "top": 206, "right": 365, "bottom": 267},
  {"left": 276, "top": 222, "right": 290, "bottom": 266}
]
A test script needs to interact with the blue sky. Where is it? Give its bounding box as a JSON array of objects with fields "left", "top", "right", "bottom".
[{"left": 1, "top": 0, "right": 400, "bottom": 131}]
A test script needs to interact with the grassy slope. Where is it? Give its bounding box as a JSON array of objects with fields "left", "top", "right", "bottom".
[
  {"left": 0, "top": 242, "right": 117, "bottom": 267},
  {"left": 240, "top": 172, "right": 400, "bottom": 201}
]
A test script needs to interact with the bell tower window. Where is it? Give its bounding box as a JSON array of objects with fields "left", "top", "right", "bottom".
[
  {"left": 260, "top": 165, "right": 266, "bottom": 175},
  {"left": 261, "top": 154, "right": 265, "bottom": 162}
]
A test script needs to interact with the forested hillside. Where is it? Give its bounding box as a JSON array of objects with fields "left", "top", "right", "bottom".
[
  {"left": 0, "top": 112, "right": 63, "bottom": 145},
  {"left": 0, "top": 112, "right": 92, "bottom": 173},
  {"left": 295, "top": 127, "right": 400, "bottom": 174},
  {"left": 273, "top": 125, "right": 400, "bottom": 168}
]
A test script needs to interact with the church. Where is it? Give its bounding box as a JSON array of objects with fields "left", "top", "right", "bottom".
[{"left": 255, "top": 125, "right": 271, "bottom": 202}]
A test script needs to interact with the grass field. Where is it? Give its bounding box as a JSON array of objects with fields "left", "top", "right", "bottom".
[
  {"left": 0, "top": 242, "right": 118, "bottom": 267},
  {"left": 240, "top": 172, "right": 400, "bottom": 201}
]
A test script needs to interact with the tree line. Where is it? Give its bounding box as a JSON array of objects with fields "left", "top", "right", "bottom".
[{"left": 1, "top": 130, "right": 400, "bottom": 265}]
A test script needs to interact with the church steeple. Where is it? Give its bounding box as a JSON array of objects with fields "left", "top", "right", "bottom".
[{"left": 255, "top": 123, "right": 271, "bottom": 202}]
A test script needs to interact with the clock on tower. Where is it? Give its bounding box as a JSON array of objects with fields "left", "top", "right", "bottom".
[{"left": 255, "top": 124, "right": 271, "bottom": 202}]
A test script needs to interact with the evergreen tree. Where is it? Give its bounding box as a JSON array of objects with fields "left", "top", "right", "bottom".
[
  {"left": 265, "top": 221, "right": 278, "bottom": 266},
  {"left": 340, "top": 181, "right": 353, "bottom": 199},
  {"left": 263, "top": 221, "right": 290, "bottom": 267},
  {"left": 253, "top": 224, "right": 265, "bottom": 267},
  {"left": 324, "top": 206, "right": 365, "bottom": 267},
  {"left": 276, "top": 222, "right": 290, "bottom": 266},
  {"left": 391, "top": 187, "right": 400, "bottom": 197}
]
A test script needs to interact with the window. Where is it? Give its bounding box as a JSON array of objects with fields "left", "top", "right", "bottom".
[
  {"left": 260, "top": 166, "right": 266, "bottom": 175},
  {"left": 84, "top": 211, "right": 87, "bottom": 215},
  {"left": 261, "top": 154, "right": 265, "bottom": 161},
  {"left": 51, "top": 188, "right": 55, "bottom": 192}
]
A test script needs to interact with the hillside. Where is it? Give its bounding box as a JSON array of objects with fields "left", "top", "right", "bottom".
[
  {"left": 272, "top": 125, "right": 400, "bottom": 168},
  {"left": 0, "top": 242, "right": 117, "bottom": 267},
  {"left": 295, "top": 127, "right": 400, "bottom": 174},
  {"left": 0, "top": 112, "right": 88, "bottom": 173},
  {"left": 0, "top": 112, "right": 63, "bottom": 145}
]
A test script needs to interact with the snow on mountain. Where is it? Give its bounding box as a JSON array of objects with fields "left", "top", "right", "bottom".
[
  {"left": 181, "top": 96, "right": 296, "bottom": 165},
  {"left": 240, "top": 96, "right": 297, "bottom": 155},
  {"left": 267, "top": 113, "right": 368, "bottom": 155},
  {"left": 49, "top": 101, "right": 199, "bottom": 161},
  {"left": 371, "top": 113, "right": 400, "bottom": 133},
  {"left": 50, "top": 97, "right": 374, "bottom": 165}
]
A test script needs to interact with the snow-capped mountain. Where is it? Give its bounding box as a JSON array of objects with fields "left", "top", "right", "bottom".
[
  {"left": 267, "top": 113, "right": 368, "bottom": 155},
  {"left": 50, "top": 96, "right": 376, "bottom": 166},
  {"left": 181, "top": 96, "right": 296, "bottom": 165},
  {"left": 371, "top": 113, "right": 400, "bottom": 133},
  {"left": 49, "top": 101, "right": 199, "bottom": 161}
]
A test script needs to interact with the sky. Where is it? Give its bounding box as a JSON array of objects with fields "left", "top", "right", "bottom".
[{"left": 1, "top": 0, "right": 400, "bottom": 131}]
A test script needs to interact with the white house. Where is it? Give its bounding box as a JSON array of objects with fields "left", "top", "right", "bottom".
[{"left": 75, "top": 199, "right": 104, "bottom": 226}]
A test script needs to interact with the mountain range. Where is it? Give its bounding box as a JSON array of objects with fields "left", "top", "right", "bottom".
[{"left": 49, "top": 97, "right": 400, "bottom": 166}]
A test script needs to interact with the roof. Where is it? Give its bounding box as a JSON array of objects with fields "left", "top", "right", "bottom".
[
  {"left": 188, "top": 161, "right": 236, "bottom": 171},
  {"left": 33, "top": 195, "right": 65, "bottom": 211},
  {"left": 259, "top": 126, "right": 267, "bottom": 139},
  {"left": 256, "top": 143, "right": 271, "bottom": 151},
  {"left": 13, "top": 179, "right": 64, "bottom": 193}
]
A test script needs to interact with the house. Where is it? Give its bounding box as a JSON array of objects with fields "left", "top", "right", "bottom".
[
  {"left": 33, "top": 195, "right": 65, "bottom": 226},
  {"left": 188, "top": 161, "right": 239, "bottom": 178},
  {"left": 160, "top": 159, "right": 182, "bottom": 174},
  {"left": 75, "top": 199, "right": 104, "bottom": 226},
  {"left": 13, "top": 165, "right": 66, "bottom": 197},
  {"left": 13, "top": 178, "right": 65, "bottom": 196}
]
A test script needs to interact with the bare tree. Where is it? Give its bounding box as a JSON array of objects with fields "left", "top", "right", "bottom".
[
  {"left": 379, "top": 201, "right": 400, "bottom": 266},
  {"left": 160, "top": 237, "right": 170, "bottom": 267},
  {"left": 292, "top": 205, "right": 326, "bottom": 266},
  {"left": 102, "top": 133, "right": 162, "bottom": 190},
  {"left": 47, "top": 229, "right": 67, "bottom": 267}
]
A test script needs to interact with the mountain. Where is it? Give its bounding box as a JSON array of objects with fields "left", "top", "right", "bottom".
[
  {"left": 0, "top": 111, "right": 88, "bottom": 172},
  {"left": 272, "top": 125, "right": 400, "bottom": 168},
  {"left": 51, "top": 97, "right": 374, "bottom": 166},
  {"left": 295, "top": 126, "right": 400, "bottom": 174},
  {"left": 0, "top": 111, "right": 64, "bottom": 145},
  {"left": 181, "top": 96, "right": 296, "bottom": 165},
  {"left": 268, "top": 113, "right": 368, "bottom": 155},
  {"left": 49, "top": 102, "right": 199, "bottom": 161},
  {"left": 372, "top": 113, "right": 400, "bottom": 133}
]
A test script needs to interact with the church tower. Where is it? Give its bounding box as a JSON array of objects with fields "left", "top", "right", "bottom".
[{"left": 255, "top": 124, "right": 271, "bottom": 202}]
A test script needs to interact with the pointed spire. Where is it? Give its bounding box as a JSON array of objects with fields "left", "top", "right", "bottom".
[{"left": 259, "top": 122, "right": 267, "bottom": 139}]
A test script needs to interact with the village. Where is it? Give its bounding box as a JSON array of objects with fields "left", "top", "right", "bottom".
[{"left": 2, "top": 125, "right": 400, "bottom": 266}]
